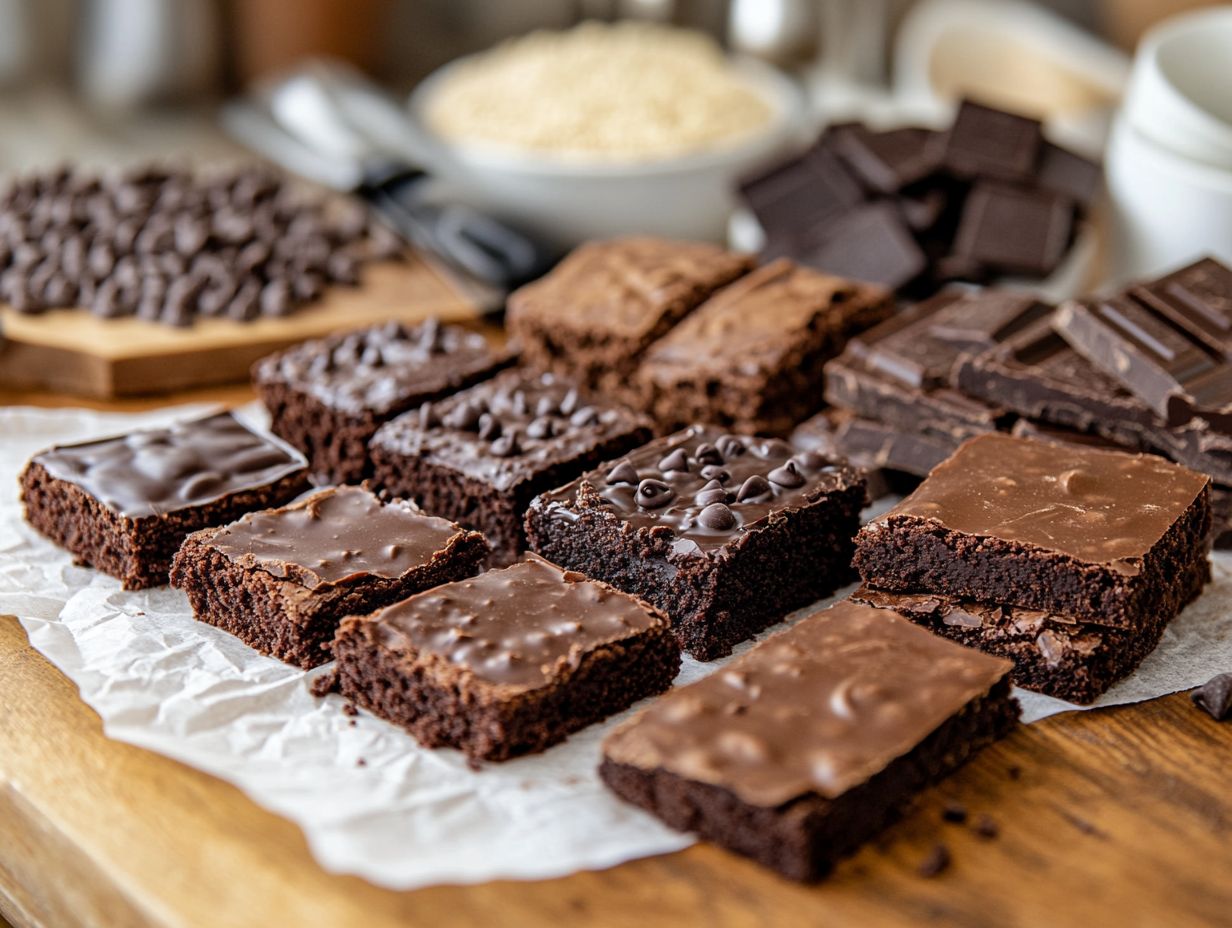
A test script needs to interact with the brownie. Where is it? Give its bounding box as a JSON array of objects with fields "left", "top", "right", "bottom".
[
  {"left": 368, "top": 368, "right": 653, "bottom": 563},
  {"left": 852, "top": 558, "right": 1207, "bottom": 704},
  {"left": 506, "top": 237, "right": 754, "bottom": 400},
  {"left": 252, "top": 319, "right": 513, "bottom": 484},
  {"left": 1008, "top": 418, "right": 1232, "bottom": 550},
  {"left": 824, "top": 288, "right": 1049, "bottom": 442},
  {"left": 170, "top": 485, "right": 488, "bottom": 668},
  {"left": 953, "top": 314, "right": 1232, "bottom": 484},
  {"left": 525, "top": 426, "right": 867, "bottom": 660},
  {"left": 635, "top": 260, "right": 892, "bottom": 436},
  {"left": 600, "top": 601, "right": 1018, "bottom": 882},
  {"left": 320, "top": 555, "right": 681, "bottom": 762},
  {"left": 854, "top": 433, "right": 1212, "bottom": 628},
  {"left": 20, "top": 412, "right": 308, "bottom": 590}
]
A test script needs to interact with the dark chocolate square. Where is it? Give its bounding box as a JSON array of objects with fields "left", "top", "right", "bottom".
[
  {"left": 942, "top": 99, "right": 1044, "bottom": 180},
  {"left": 952, "top": 182, "right": 1073, "bottom": 277}
]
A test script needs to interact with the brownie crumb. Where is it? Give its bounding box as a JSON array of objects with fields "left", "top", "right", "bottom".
[
  {"left": 309, "top": 672, "right": 338, "bottom": 698},
  {"left": 973, "top": 814, "right": 999, "bottom": 839},
  {"left": 1192, "top": 672, "right": 1232, "bottom": 721},
  {"left": 348, "top": 719, "right": 357, "bottom": 728},
  {"left": 941, "top": 801, "right": 968, "bottom": 824},
  {"left": 342, "top": 702, "right": 359, "bottom": 717},
  {"left": 917, "top": 843, "right": 951, "bottom": 878},
  {"left": 357, "top": 757, "right": 367, "bottom": 767}
]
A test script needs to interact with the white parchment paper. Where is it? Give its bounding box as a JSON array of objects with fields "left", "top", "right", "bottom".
[{"left": 2, "top": 404, "right": 1231, "bottom": 889}]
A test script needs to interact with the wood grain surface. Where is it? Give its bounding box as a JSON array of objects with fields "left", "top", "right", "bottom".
[
  {"left": 0, "top": 258, "right": 479, "bottom": 398},
  {"left": 2, "top": 613, "right": 1231, "bottom": 928}
]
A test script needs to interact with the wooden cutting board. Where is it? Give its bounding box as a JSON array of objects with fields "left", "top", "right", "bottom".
[{"left": 0, "top": 255, "right": 479, "bottom": 398}]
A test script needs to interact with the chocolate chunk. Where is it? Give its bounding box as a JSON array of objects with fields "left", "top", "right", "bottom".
[
  {"left": 917, "top": 843, "right": 951, "bottom": 878},
  {"left": 636, "top": 479, "right": 674, "bottom": 509},
  {"left": 739, "top": 144, "right": 863, "bottom": 233},
  {"left": 697, "top": 502, "right": 736, "bottom": 531},
  {"left": 1038, "top": 143, "right": 1102, "bottom": 208},
  {"left": 737, "top": 474, "right": 772, "bottom": 502},
  {"left": 832, "top": 126, "right": 943, "bottom": 194},
  {"left": 700, "top": 465, "right": 730, "bottom": 484},
  {"left": 607, "top": 461, "right": 639, "bottom": 486},
  {"left": 716, "top": 435, "right": 746, "bottom": 458},
  {"left": 953, "top": 182, "right": 1073, "bottom": 278},
  {"left": 768, "top": 461, "right": 805, "bottom": 488},
  {"left": 942, "top": 99, "right": 1043, "bottom": 180},
  {"left": 659, "top": 449, "right": 689, "bottom": 472},
  {"left": 793, "top": 202, "right": 926, "bottom": 290},
  {"left": 694, "top": 443, "right": 723, "bottom": 465},
  {"left": 1192, "top": 672, "right": 1232, "bottom": 720}
]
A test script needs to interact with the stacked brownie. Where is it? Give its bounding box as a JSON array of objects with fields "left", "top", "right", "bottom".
[
  {"left": 20, "top": 411, "right": 308, "bottom": 589},
  {"left": 320, "top": 555, "right": 680, "bottom": 762},
  {"left": 852, "top": 433, "right": 1212, "bottom": 703},
  {"left": 601, "top": 600, "right": 1018, "bottom": 881},
  {"left": 171, "top": 486, "right": 488, "bottom": 668},
  {"left": 526, "top": 426, "right": 867, "bottom": 659},
  {"left": 741, "top": 99, "right": 1100, "bottom": 294},
  {"left": 508, "top": 237, "right": 891, "bottom": 435},
  {"left": 369, "top": 367, "right": 653, "bottom": 562},
  {"left": 252, "top": 318, "right": 514, "bottom": 484}
]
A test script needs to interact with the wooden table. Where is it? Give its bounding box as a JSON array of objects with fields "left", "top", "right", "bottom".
[{"left": 3, "top": 387, "right": 1232, "bottom": 928}]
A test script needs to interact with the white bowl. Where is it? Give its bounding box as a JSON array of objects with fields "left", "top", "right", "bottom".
[
  {"left": 1123, "top": 7, "right": 1232, "bottom": 172},
  {"left": 407, "top": 55, "right": 808, "bottom": 250},
  {"left": 1106, "top": 112, "right": 1232, "bottom": 284}
]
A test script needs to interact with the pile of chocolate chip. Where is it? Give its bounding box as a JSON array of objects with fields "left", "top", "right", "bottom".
[{"left": 0, "top": 165, "right": 404, "bottom": 326}]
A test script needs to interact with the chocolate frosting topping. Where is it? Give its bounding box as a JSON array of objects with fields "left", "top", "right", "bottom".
[
  {"left": 208, "top": 485, "right": 479, "bottom": 589},
  {"left": 603, "top": 601, "right": 1013, "bottom": 807},
  {"left": 33, "top": 412, "right": 305, "bottom": 518},
  {"left": 366, "top": 556, "right": 669, "bottom": 690},
  {"left": 254, "top": 319, "right": 506, "bottom": 416},
  {"left": 539, "top": 425, "right": 863, "bottom": 554},
  {"left": 372, "top": 369, "right": 651, "bottom": 492},
  {"left": 872, "top": 433, "right": 1209, "bottom": 571}
]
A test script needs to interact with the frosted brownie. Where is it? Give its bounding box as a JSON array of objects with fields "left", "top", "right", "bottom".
[
  {"left": 20, "top": 411, "right": 308, "bottom": 589},
  {"left": 600, "top": 601, "right": 1018, "bottom": 881},
  {"left": 320, "top": 556, "right": 681, "bottom": 762},
  {"left": 252, "top": 319, "right": 513, "bottom": 484},
  {"left": 526, "top": 426, "right": 866, "bottom": 659},
  {"left": 369, "top": 368, "right": 652, "bottom": 563},
  {"left": 853, "top": 433, "right": 1211, "bottom": 628},
  {"left": 171, "top": 486, "right": 488, "bottom": 668}
]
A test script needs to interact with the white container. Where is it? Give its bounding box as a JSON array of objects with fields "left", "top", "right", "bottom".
[
  {"left": 407, "top": 56, "right": 808, "bottom": 250},
  {"left": 1105, "top": 114, "right": 1232, "bottom": 284},
  {"left": 1122, "top": 6, "right": 1232, "bottom": 172}
]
